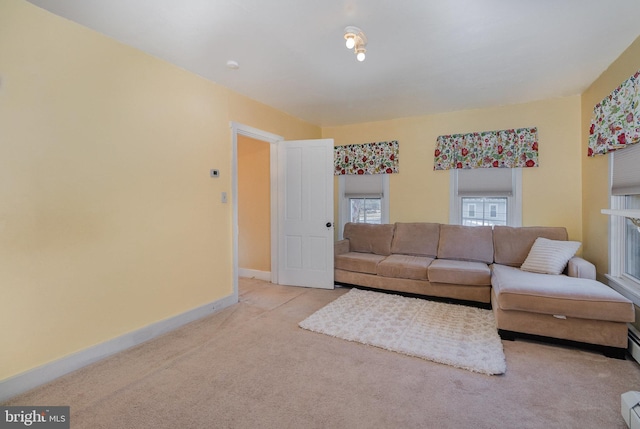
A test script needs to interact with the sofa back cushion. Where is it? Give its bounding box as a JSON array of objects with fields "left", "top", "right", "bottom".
[
  {"left": 343, "top": 223, "right": 395, "bottom": 256},
  {"left": 493, "top": 226, "right": 568, "bottom": 267},
  {"left": 437, "top": 225, "right": 494, "bottom": 264},
  {"left": 390, "top": 222, "right": 440, "bottom": 257}
]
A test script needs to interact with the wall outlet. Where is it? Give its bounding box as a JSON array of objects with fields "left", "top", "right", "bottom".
[{"left": 221, "top": 192, "right": 227, "bottom": 203}]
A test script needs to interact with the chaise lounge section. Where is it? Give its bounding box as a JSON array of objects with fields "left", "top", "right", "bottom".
[
  {"left": 489, "top": 226, "right": 635, "bottom": 357},
  {"left": 334, "top": 222, "right": 635, "bottom": 357}
]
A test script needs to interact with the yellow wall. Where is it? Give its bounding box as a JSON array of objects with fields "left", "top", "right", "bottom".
[
  {"left": 323, "top": 96, "right": 584, "bottom": 241},
  {"left": 238, "top": 135, "right": 271, "bottom": 272},
  {"left": 581, "top": 36, "right": 640, "bottom": 275},
  {"left": 228, "top": 94, "right": 321, "bottom": 142},
  {"left": 0, "top": 0, "right": 319, "bottom": 381}
]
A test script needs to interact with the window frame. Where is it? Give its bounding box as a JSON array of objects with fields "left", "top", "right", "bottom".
[
  {"left": 337, "top": 174, "right": 390, "bottom": 240},
  {"left": 606, "top": 155, "right": 640, "bottom": 299},
  {"left": 449, "top": 168, "right": 522, "bottom": 227}
]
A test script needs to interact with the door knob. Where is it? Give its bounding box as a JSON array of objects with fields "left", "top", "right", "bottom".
[{"left": 326, "top": 222, "right": 333, "bottom": 228}]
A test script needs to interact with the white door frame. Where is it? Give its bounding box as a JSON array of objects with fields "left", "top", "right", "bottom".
[{"left": 231, "top": 122, "right": 283, "bottom": 300}]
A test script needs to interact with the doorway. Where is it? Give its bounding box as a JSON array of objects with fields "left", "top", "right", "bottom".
[
  {"left": 231, "top": 122, "right": 282, "bottom": 302},
  {"left": 231, "top": 122, "right": 335, "bottom": 300},
  {"left": 237, "top": 134, "right": 271, "bottom": 281}
]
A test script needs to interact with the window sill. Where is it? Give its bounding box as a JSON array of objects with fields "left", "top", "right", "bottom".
[
  {"left": 601, "top": 208, "right": 640, "bottom": 218},
  {"left": 605, "top": 274, "right": 640, "bottom": 306},
  {"left": 601, "top": 209, "right": 640, "bottom": 231}
]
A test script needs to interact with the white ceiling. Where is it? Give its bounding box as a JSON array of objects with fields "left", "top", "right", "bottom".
[{"left": 27, "top": 0, "right": 640, "bottom": 127}]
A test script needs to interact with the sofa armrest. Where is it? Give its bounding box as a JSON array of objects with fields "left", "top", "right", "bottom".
[
  {"left": 566, "top": 257, "right": 596, "bottom": 280},
  {"left": 335, "top": 239, "right": 350, "bottom": 256}
]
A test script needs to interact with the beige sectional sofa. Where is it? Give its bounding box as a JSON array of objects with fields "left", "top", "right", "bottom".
[{"left": 334, "top": 222, "right": 635, "bottom": 357}]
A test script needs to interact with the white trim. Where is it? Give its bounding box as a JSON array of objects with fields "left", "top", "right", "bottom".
[
  {"left": 382, "top": 175, "right": 390, "bottom": 223},
  {"left": 338, "top": 175, "right": 345, "bottom": 240},
  {"left": 238, "top": 268, "right": 271, "bottom": 282},
  {"left": 449, "top": 171, "right": 458, "bottom": 224},
  {"left": 606, "top": 274, "right": 640, "bottom": 305},
  {"left": 269, "top": 142, "right": 278, "bottom": 284},
  {"left": 602, "top": 208, "right": 640, "bottom": 219},
  {"left": 230, "top": 122, "right": 282, "bottom": 144},
  {"left": 0, "top": 293, "right": 236, "bottom": 402},
  {"left": 230, "top": 122, "right": 284, "bottom": 291},
  {"left": 608, "top": 153, "right": 627, "bottom": 278},
  {"left": 511, "top": 168, "right": 523, "bottom": 227},
  {"left": 609, "top": 203, "right": 631, "bottom": 278}
]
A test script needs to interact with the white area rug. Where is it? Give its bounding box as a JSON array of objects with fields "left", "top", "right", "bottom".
[{"left": 299, "top": 288, "right": 506, "bottom": 375}]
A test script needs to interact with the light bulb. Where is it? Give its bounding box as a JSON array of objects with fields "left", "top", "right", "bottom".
[
  {"left": 356, "top": 51, "right": 366, "bottom": 62},
  {"left": 345, "top": 35, "right": 355, "bottom": 50}
]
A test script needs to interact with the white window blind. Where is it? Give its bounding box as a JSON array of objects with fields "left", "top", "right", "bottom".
[
  {"left": 612, "top": 143, "right": 640, "bottom": 195},
  {"left": 457, "top": 168, "right": 513, "bottom": 197},
  {"left": 344, "top": 174, "right": 383, "bottom": 197}
]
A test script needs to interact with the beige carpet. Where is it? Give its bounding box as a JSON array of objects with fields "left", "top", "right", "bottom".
[
  {"left": 300, "top": 288, "right": 506, "bottom": 375},
  {"left": 4, "top": 278, "right": 640, "bottom": 428}
]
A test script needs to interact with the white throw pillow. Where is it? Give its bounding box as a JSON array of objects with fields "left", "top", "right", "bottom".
[{"left": 520, "top": 237, "right": 582, "bottom": 275}]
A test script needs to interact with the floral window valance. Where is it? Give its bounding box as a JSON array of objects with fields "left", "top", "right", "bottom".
[
  {"left": 588, "top": 70, "right": 640, "bottom": 157},
  {"left": 334, "top": 140, "right": 399, "bottom": 175},
  {"left": 434, "top": 127, "right": 539, "bottom": 170}
]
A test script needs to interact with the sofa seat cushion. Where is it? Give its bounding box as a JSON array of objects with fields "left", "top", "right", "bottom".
[
  {"left": 335, "top": 252, "right": 387, "bottom": 275},
  {"left": 428, "top": 259, "right": 491, "bottom": 286},
  {"left": 491, "top": 264, "right": 634, "bottom": 322},
  {"left": 376, "top": 254, "right": 434, "bottom": 280}
]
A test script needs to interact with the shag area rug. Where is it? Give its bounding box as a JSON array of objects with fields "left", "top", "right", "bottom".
[{"left": 299, "top": 288, "right": 506, "bottom": 375}]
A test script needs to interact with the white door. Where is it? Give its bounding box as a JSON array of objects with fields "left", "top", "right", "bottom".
[{"left": 277, "top": 139, "right": 334, "bottom": 289}]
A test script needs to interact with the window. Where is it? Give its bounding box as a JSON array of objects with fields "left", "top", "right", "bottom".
[
  {"left": 349, "top": 197, "right": 381, "bottom": 223},
  {"left": 461, "top": 198, "right": 507, "bottom": 226},
  {"left": 338, "top": 174, "right": 389, "bottom": 239},
  {"left": 450, "top": 168, "right": 521, "bottom": 226},
  {"left": 608, "top": 143, "right": 640, "bottom": 291}
]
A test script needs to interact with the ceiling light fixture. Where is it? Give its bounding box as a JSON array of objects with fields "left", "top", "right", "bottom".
[{"left": 344, "top": 26, "right": 367, "bottom": 62}]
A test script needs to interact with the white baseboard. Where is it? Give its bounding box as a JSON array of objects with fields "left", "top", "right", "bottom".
[
  {"left": 238, "top": 268, "right": 271, "bottom": 282},
  {"left": 0, "top": 293, "right": 237, "bottom": 403}
]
